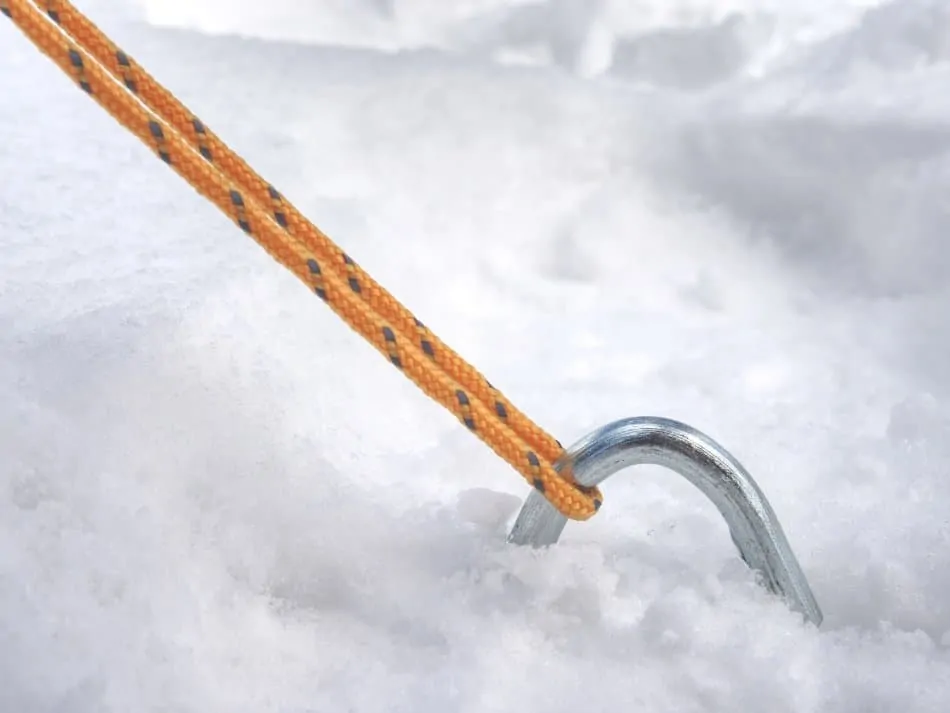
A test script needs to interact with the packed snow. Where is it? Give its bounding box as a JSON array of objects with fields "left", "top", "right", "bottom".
[{"left": 3, "top": 0, "right": 950, "bottom": 710}]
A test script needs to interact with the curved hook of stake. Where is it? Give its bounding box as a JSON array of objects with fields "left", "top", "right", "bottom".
[{"left": 507, "top": 417, "right": 823, "bottom": 627}]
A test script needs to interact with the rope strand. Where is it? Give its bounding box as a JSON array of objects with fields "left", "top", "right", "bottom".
[{"left": 2, "top": 0, "right": 603, "bottom": 519}]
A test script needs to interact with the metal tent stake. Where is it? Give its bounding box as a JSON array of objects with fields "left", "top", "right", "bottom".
[{"left": 508, "top": 417, "right": 823, "bottom": 627}]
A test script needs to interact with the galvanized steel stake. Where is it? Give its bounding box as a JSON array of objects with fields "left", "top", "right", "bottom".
[{"left": 508, "top": 417, "right": 822, "bottom": 626}]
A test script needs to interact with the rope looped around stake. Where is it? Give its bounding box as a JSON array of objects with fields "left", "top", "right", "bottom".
[{"left": 2, "top": 0, "right": 605, "bottom": 520}]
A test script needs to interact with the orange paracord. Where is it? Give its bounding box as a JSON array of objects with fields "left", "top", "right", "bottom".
[{"left": 2, "top": 0, "right": 603, "bottom": 519}]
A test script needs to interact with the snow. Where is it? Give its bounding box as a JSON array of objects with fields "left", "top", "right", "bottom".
[{"left": 3, "top": 0, "right": 950, "bottom": 709}]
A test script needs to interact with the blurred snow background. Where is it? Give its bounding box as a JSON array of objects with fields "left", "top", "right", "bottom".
[{"left": 3, "top": 0, "right": 950, "bottom": 710}]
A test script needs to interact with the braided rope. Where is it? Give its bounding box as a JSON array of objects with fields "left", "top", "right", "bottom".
[{"left": 2, "top": 0, "right": 603, "bottom": 519}]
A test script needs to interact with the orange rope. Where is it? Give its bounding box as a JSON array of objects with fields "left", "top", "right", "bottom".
[{"left": 2, "top": 0, "right": 603, "bottom": 519}]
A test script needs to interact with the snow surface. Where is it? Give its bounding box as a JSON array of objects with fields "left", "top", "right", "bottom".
[{"left": 3, "top": 0, "right": 950, "bottom": 709}]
